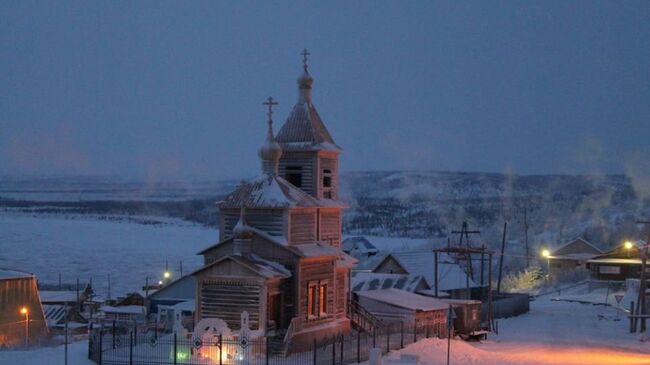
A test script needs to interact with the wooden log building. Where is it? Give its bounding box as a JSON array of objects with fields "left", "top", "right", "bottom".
[{"left": 192, "top": 56, "right": 356, "bottom": 352}]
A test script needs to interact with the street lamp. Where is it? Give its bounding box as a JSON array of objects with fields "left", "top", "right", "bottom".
[
  {"left": 624, "top": 241, "right": 634, "bottom": 250},
  {"left": 20, "top": 307, "right": 29, "bottom": 347},
  {"left": 163, "top": 271, "right": 171, "bottom": 280},
  {"left": 541, "top": 249, "right": 551, "bottom": 282}
]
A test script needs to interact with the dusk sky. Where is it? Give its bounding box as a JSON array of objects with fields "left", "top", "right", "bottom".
[{"left": 1, "top": 1, "right": 649, "bottom": 181}]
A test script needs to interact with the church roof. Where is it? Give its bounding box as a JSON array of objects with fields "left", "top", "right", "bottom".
[
  {"left": 276, "top": 101, "right": 340, "bottom": 151},
  {"left": 191, "top": 254, "right": 292, "bottom": 279},
  {"left": 219, "top": 174, "right": 346, "bottom": 209}
]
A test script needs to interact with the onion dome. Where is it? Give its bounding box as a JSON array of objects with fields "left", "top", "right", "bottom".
[
  {"left": 232, "top": 207, "right": 253, "bottom": 239},
  {"left": 259, "top": 97, "right": 282, "bottom": 175}
]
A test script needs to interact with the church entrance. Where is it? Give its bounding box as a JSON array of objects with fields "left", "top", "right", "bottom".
[{"left": 268, "top": 293, "right": 282, "bottom": 329}]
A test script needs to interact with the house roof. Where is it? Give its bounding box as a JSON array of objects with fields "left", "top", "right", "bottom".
[
  {"left": 375, "top": 251, "right": 479, "bottom": 291},
  {"left": 550, "top": 238, "right": 603, "bottom": 259},
  {"left": 356, "top": 289, "right": 448, "bottom": 311},
  {"left": 101, "top": 305, "right": 146, "bottom": 315},
  {"left": 197, "top": 227, "right": 290, "bottom": 255},
  {"left": 342, "top": 236, "right": 379, "bottom": 254},
  {"left": 191, "top": 254, "right": 292, "bottom": 279},
  {"left": 40, "top": 291, "right": 81, "bottom": 303},
  {"left": 352, "top": 273, "right": 428, "bottom": 293},
  {"left": 0, "top": 268, "right": 33, "bottom": 280}
]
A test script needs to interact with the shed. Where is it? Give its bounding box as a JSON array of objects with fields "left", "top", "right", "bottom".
[
  {"left": 146, "top": 274, "right": 196, "bottom": 314},
  {"left": 587, "top": 240, "right": 648, "bottom": 281},
  {"left": 342, "top": 236, "right": 379, "bottom": 258},
  {"left": 355, "top": 289, "right": 448, "bottom": 338},
  {"left": 0, "top": 268, "right": 48, "bottom": 347}
]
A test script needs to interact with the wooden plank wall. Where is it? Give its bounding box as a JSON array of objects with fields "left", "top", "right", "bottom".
[
  {"left": 221, "top": 209, "right": 284, "bottom": 240},
  {"left": 319, "top": 157, "right": 338, "bottom": 199},
  {"left": 297, "top": 259, "right": 336, "bottom": 329},
  {"left": 319, "top": 210, "right": 341, "bottom": 248},
  {"left": 290, "top": 211, "right": 317, "bottom": 244},
  {"left": 279, "top": 152, "right": 315, "bottom": 196},
  {"left": 200, "top": 280, "right": 262, "bottom": 330}
]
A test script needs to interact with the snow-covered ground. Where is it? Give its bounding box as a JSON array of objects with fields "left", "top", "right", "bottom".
[
  {"left": 3, "top": 286, "right": 649, "bottom": 364},
  {"left": 0, "top": 212, "right": 217, "bottom": 296},
  {"left": 378, "top": 291, "right": 650, "bottom": 365}
]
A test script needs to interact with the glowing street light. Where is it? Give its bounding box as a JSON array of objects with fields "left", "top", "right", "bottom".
[
  {"left": 541, "top": 249, "right": 551, "bottom": 283},
  {"left": 624, "top": 241, "right": 634, "bottom": 250},
  {"left": 20, "top": 306, "right": 29, "bottom": 347},
  {"left": 164, "top": 271, "right": 171, "bottom": 280}
]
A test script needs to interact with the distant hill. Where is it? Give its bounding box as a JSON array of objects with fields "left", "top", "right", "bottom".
[{"left": 2, "top": 171, "right": 649, "bottom": 269}]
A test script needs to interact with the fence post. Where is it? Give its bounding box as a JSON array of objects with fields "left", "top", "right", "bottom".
[
  {"left": 332, "top": 335, "right": 335, "bottom": 365},
  {"left": 266, "top": 335, "right": 270, "bottom": 365},
  {"left": 133, "top": 320, "right": 137, "bottom": 346},
  {"left": 386, "top": 325, "right": 390, "bottom": 353},
  {"left": 426, "top": 324, "right": 430, "bottom": 339},
  {"left": 356, "top": 330, "right": 361, "bottom": 364},
  {"left": 98, "top": 328, "right": 103, "bottom": 365},
  {"left": 372, "top": 328, "right": 376, "bottom": 348},
  {"left": 173, "top": 332, "right": 178, "bottom": 365},
  {"left": 413, "top": 319, "right": 417, "bottom": 343},
  {"left": 112, "top": 320, "right": 116, "bottom": 350},
  {"left": 313, "top": 339, "right": 317, "bottom": 365},
  {"left": 129, "top": 331, "right": 133, "bottom": 365},
  {"left": 219, "top": 334, "right": 223, "bottom": 365},
  {"left": 340, "top": 334, "right": 344, "bottom": 365},
  {"left": 630, "top": 302, "right": 636, "bottom": 333}
]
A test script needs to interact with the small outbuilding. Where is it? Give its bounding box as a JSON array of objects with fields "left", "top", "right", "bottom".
[
  {"left": 0, "top": 268, "right": 48, "bottom": 347},
  {"left": 355, "top": 289, "right": 448, "bottom": 337},
  {"left": 588, "top": 240, "right": 648, "bottom": 281}
]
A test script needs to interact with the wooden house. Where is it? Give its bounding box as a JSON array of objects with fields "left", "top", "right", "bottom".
[
  {"left": 587, "top": 240, "right": 649, "bottom": 281},
  {"left": 548, "top": 238, "right": 602, "bottom": 279},
  {"left": 371, "top": 251, "right": 479, "bottom": 299},
  {"left": 193, "top": 58, "right": 356, "bottom": 352},
  {"left": 342, "top": 236, "right": 379, "bottom": 259}
]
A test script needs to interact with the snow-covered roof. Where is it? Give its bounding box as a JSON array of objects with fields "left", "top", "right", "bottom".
[
  {"left": 40, "top": 291, "right": 81, "bottom": 303},
  {"left": 219, "top": 174, "right": 345, "bottom": 209},
  {"left": 158, "top": 300, "right": 196, "bottom": 312},
  {"left": 192, "top": 254, "right": 292, "bottom": 279},
  {"left": 0, "top": 268, "right": 33, "bottom": 280},
  {"left": 356, "top": 289, "right": 448, "bottom": 311},
  {"left": 551, "top": 238, "right": 603, "bottom": 258},
  {"left": 293, "top": 243, "right": 358, "bottom": 267},
  {"left": 101, "top": 305, "right": 146, "bottom": 315},
  {"left": 378, "top": 251, "right": 479, "bottom": 291},
  {"left": 587, "top": 258, "right": 642, "bottom": 265},
  {"left": 342, "top": 236, "right": 379, "bottom": 254},
  {"left": 352, "top": 273, "right": 427, "bottom": 293}
]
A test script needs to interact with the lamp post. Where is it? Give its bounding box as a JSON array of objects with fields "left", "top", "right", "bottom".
[{"left": 20, "top": 307, "right": 29, "bottom": 347}]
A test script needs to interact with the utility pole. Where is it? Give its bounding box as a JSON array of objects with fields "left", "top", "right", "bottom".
[
  {"left": 64, "top": 305, "right": 68, "bottom": 365},
  {"left": 497, "top": 222, "right": 508, "bottom": 294},
  {"left": 107, "top": 273, "right": 111, "bottom": 300},
  {"left": 523, "top": 203, "right": 530, "bottom": 267},
  {"left": 635, "top": 220, "right": 650, "bottom": 332}
]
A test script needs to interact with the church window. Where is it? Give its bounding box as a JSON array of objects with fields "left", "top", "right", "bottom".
[
  {"left": 322, "top": 169, "right": 332, "bottom": 188},
  {"left": 319, "top": 283, "right": 328, "bottom": 315},
  {"left": 308, "top": 284, "right": 318, "bottom": 318},
  {"left": 286, "top": 166, "right": 302, "bottom": 188}
]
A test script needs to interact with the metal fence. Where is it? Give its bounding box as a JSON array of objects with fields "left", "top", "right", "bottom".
[{"left": 88, "top": 321, "right": 445, "bottom": 365}]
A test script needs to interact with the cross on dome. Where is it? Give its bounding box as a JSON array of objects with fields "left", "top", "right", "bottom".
[
  {"left": 301, "top": 48, "right": 310, "bottom": 72},
  {"left": 263, "top": 96, "right": 278, "bottom": 122}
]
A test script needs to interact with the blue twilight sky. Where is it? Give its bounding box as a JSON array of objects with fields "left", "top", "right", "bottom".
[{"left": 1, "top": 1, "right": 649, "bottom": 181}]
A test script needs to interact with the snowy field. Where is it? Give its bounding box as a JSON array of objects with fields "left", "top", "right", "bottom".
[
  {"left": 3, "top": 294, "right": 649, "bottom": 365},
  {"left": 0, "top": 212, "right": 217, "bottom": 296}
]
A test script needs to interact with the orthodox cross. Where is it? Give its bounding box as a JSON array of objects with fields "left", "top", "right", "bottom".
[
  {"left": 301, "top": 48, "right": 311, "bottom": 71},
  {"left": 263, "top": 96, "right": 278, "bottom": 122}
]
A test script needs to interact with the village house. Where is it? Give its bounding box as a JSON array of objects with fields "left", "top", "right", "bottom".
[
  {"left": 587, "top": 240, "right": 649, "bottom": 282},
  {"left": 192, "top": 54, "right": 356, "bottom": 352},
  {"left": 547, "top": 238, "right": 603, "bottom": 279},
  {"left": 370, "top": 251, "right": 479, "bottom": 299},
  {"left": 342, "top": 236, "right": 379, "bottom": 259}
]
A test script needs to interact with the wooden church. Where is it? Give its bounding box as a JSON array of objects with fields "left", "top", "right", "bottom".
[{"left": 193, "top": 52, "right": 355, "bottom": 351}]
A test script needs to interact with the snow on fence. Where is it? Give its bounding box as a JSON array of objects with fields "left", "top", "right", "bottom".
[{"left": 88, "top": 321, "right": 442, "bottom": 365}]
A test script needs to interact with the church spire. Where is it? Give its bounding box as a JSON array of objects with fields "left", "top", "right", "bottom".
[
  {"left": 258, "top": 96, "right": 282, "bottom": 175},
  {"left": 297, "top": 49, "right": 313, "bottom": 103}
]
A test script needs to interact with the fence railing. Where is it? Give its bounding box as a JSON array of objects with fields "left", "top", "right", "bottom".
[{"left": 88, "top": 320, "right": 446, "bottom": 365}]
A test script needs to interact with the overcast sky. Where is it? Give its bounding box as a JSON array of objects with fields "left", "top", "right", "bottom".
[{"left": 1, "top": 1, "right": 649, "bottom": 181}]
